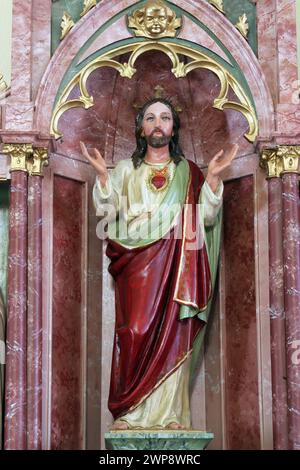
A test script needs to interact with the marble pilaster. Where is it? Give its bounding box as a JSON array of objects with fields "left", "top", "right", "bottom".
[
  {"left": 268, "top": 177, "right": 288, "bottom": 449},
  {"left": 27, "top": 175, "right": 43, "bottom": 449},
  {"left": 4, "top": 170, "right": 28, "bottom": 449},
  {"left": 282, "top": 173, "right": 300, "bottom": 449}
]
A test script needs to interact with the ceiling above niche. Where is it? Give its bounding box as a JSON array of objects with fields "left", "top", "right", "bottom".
[{"left": 54, "top": 50, "right": 254, "bottom": 167}]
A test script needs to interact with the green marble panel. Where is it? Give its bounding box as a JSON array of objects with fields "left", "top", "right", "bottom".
[
  {"left": 51, "top": 0, "right": 102, "bottom": 55},
  {"left": 0, "top": 182, "right": 9, "bottom": 304},
  {"left": 105, "top": 430, "right": 214, "bottom": 450},
  {"left": 207, "top": 0, "right": 257, "bottom": 55}
]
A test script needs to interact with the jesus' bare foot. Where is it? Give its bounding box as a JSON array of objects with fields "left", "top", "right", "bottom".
[
  {"left": 166, "top": 422, "right": 185, "bottom": 430},
  {"left": 111, "top": 420, "right": 129, "bottom": 430}
]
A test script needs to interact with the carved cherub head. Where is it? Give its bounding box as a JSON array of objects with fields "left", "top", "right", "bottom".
[
  {"left": 144, "top": 1, "right": 168, "bottom": 35},
  {"left": 128, "top": 0, "right": 181, "bottom": 39}
]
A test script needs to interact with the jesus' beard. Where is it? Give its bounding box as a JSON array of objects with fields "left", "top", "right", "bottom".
[{"left": 145, "top": 133, "right": 171, "bottom": 148}]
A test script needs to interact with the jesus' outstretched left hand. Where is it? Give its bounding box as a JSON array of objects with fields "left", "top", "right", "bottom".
[{"left": 206, "top": 143, "right": 239, "bottom": 192}]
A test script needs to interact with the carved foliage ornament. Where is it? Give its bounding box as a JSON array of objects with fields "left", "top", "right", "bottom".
[
  {"left": 80, "top": 0, "right": 97, "bottom": 17},
  {"left": 60, "top": 12, "right": 74, "bottom": 40},
  {"left": 127, "top": 0, "right": 181, "bottom": 39},
  {"left": 235, "top": 13, "right": 249, "bottom": 39},
  {"left": 209, "top": 0, "right": 225, "bottom": 14}
]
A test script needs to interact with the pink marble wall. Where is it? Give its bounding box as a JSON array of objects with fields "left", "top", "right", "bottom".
[
  {"left": 51, "top": 176, "right": 83, "bottom": 450},
  {"left": 257, "top": 0, "right": 300, "bottom": 141},
  {"left": 57, "top": 51, "right": 252, "bottom": 167},
  {"left": 10, "top": 0, "right": 32, "bottom": 101},
  {"left": 223, "top": 175, "right": 260, "bottom": 450},
  {"left": 276, "top": 104, "right": 300, "bottom": 141},
  {"left": 4, "top": 0, "right": 34, "bottom": 131},
  {"left": 256, "top": 0, "right": 277, "bottom": 103},
  {"left": 31, "top": 0, "right": 52, "bottom": 99},
  {"left": 2, "top": 0, "right": 52, "bottom": 131},
  {"left": 276, "top": 0, "right": 298, "bottom": 105},
  {"left": 177, "top": 15, "right": 231, "bottom": 64}
]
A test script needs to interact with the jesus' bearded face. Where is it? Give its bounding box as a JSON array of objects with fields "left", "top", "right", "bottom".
[{"left": 141, "top": 101, "right": 174, "bottom": 149}]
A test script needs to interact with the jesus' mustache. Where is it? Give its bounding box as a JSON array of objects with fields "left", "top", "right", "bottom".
[{"left": 146, "top": 128, "right": 171, "bottom": 148}]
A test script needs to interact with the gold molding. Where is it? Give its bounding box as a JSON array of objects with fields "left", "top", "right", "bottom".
[
  {"left": 60, "top": 12, "right": 74, "bottom": 40},
  {"left": 50, "top": 41, "right": 258, "bottom": 142},
  {"left": 209, "top": 0, "right": 225, "bottom": 14},
  {"left": 2, "top": 144, "right": 49, "bottom": 176},
  {"left": 127, "top": 0, "right": 181, "bottom": 39},
  {"left": 260, "top": 146, "right": 300, "bottom": 178},
  {"left": 80, "top": 0, "right": 97, "bottom": 18},
  {"left": 235, "top": 13, "right": 249, "bottom": 39}
]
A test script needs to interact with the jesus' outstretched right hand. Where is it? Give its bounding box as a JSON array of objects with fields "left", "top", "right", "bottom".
[{"left": 80, "top": 141, "right": 108, "bottom": 187}]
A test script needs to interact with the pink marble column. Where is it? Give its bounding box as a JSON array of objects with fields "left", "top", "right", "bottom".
[
  {"left": 282, "top": 173, "right": 300, "bottom": 449},
  {"left": 4, "top": 171, "right": 28, "bottom": 450},
  {"left": 268, "top": 178, "right": 288, "bottom": 449},
  {"left": 27, "top": 176, "right": 43, "bottom": 449}
]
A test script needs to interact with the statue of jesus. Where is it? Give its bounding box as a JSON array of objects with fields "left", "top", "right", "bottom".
[{"left": 80, "top": 98, "right": 238, "bottom": 430}]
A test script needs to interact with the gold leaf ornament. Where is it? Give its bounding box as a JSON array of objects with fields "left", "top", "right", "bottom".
[
  {"left": 208, "top": 0, "right": 225, "bottom": 14},
  {"left": 235, "top": 13, "right": 249, "bottom": 38},
  {"left": 60, "top": 12, "right": 75, "bottom": 40},
  {"left": 80, "top": 0, "right": 97, "bottom": 17}
]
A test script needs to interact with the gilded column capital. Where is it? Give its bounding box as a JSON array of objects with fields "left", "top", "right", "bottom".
[
  {"left": 260, "top": 146, "right": 300, "bottom": 178},
  {"left": 2, "top": 144, "right": 49, "bottom": 176},
  {"left": 276, "top": 146, "right": 300, "bottom": 175},
  {"left": 260, "top": 148, "right": 283, "bottom": 178},
  {"left": 29, "top": 148, "right": 49, "bottom": 176},
  {"left": 2, "top": 143, "right": 33, "bottom": 173}
]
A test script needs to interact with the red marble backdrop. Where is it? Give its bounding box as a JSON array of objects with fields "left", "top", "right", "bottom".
[
  {"left": 51, "top": 176, "right": 83, "bottom": 449},
  {"left": 223, "top": 176, "right": 260, "bottom": 450},
  {"left": 41, "top": 154, "right": 102, "bottom": 450}
]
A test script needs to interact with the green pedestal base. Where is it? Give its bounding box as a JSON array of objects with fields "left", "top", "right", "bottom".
[{"left": 105, "top": 430, "right": 214, "bottom": 450}]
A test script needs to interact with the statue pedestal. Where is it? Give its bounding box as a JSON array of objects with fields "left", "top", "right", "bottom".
[{"left": 104, "top": 430, "right": 214, "bottom": 451}]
